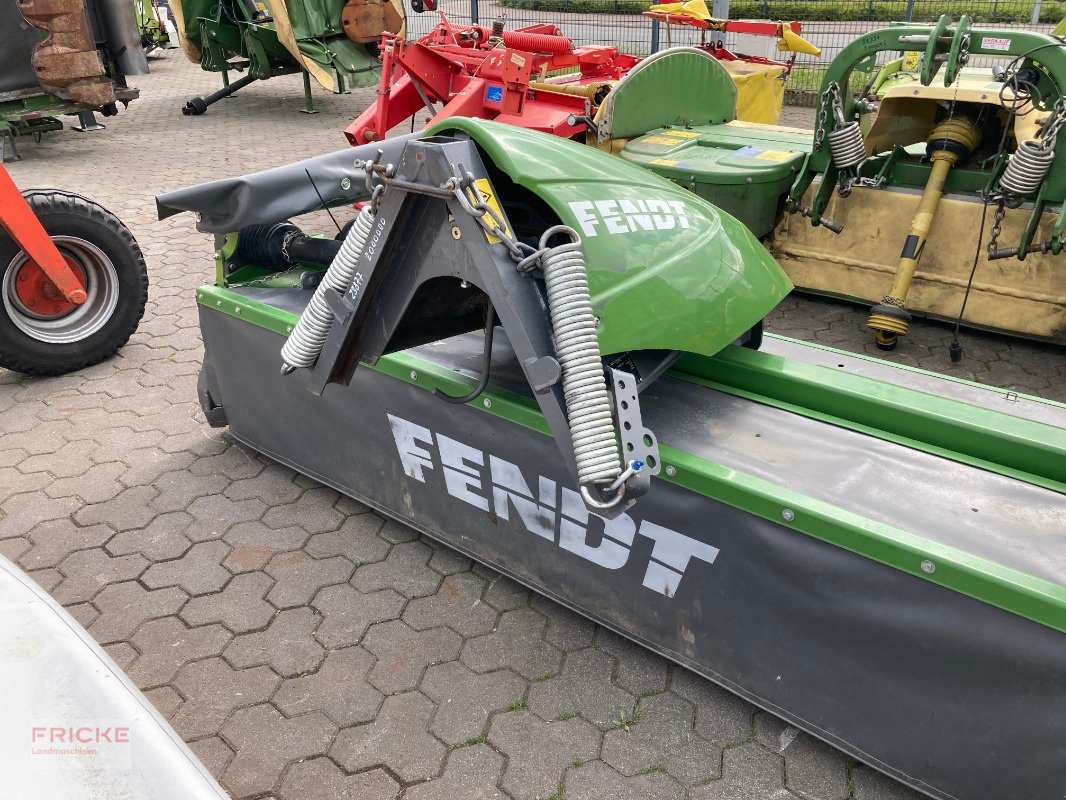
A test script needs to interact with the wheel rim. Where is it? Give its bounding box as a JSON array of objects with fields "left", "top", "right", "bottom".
[{"left": 2, "top": 236, "right": 120, "bottom": 344}]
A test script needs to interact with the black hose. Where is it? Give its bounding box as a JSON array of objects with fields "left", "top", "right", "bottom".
[{"left": 434, "top": 303, "right": 495, "bottom": 404}]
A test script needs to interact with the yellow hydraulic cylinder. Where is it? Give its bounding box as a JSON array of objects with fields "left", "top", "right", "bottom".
[{"left": 868, "top": 116, "right": 980, "bottom": 349}]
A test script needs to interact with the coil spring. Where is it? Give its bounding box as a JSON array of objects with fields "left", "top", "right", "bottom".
[
  {"left": 279, "top": 204, "right": 375, "bottom": 372},
  {"left": 1000, "top": 139, "right": 1055, "bottom": 198},
  {"left": 500, "top": 29, "right": 572, "bottom": 54},
  {"left": 828, "top": 121, "right": 865, "bottom": 170},
  {"left": 539, "top": 226, "right": 622, "bottom": 490}
]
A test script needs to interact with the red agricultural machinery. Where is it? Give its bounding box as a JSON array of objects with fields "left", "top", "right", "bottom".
[
  {"left": 344, "top": 8, "right": 817, "bottom": 146},
  {"left": 0, "top": 165, "right": 147, "bottom": 375}
]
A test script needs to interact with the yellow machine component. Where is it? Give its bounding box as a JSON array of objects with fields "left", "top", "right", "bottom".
[
  {"left": 720, "top": 62, "right": 787, "bottom": 125},
  {"left": 866, "top": 116, "right": 980, "bottom": 348},
  {"left": 529, "top": 80, "right": 616, "bottom": 103}
]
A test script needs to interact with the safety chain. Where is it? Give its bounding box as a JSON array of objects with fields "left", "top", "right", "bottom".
[
  {"left": 813, "top": 83, "right": 841, "bottom": 152},
  {"left": 987, "top": 197, "right": 1006, "bottom": 256},
  {"left": 878, "top": 294, "right": 906, "bottom": 309},
  {"left": 1040, "top": 97, "right": 1066, "bottom": 147},
  {"left": 448, "top": 167, "right": 544, "bottom": 269}
]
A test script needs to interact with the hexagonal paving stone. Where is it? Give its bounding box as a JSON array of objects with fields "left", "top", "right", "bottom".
[
  {"left": 670, "top": 668, "right": 753, "bottom": 747},
  {"left": 142, "top": 540, "right": 232, "bottom": 595},
  {"left": 223, "top": 522, "right": 312, "bottom": 572},
  {"left": 265, "top": 551, "right": 354, "bottom": 609},
  {"left": 105, "top": 511, "right": 195, "bottom": 561},
  {"left": 353, "top": 539, "right": 442, "bottom": 599},
  {"left": 305, "top": 512, "right": 388, "bottom": 564},
  {"left": 87, "top": 580, "right": 187, "bottom": 644},
  {"left": 363, "top": 619, "right": 462, "bottom": 694},
  {"left": 19, "top": 518, "right": 112, "bottom": 569},
  {"left": 528, "top": 646, "right": 635, "bottom": 729},
  {"left": 403, "top": 570, "right": 498, "bottom": 638},
  {"left": 220, "top": 705, "right": 337, "bottom": 798},
  {"left": 753, "top": 711, "right": 850, "bottom": 800},
  {"left": 405, "top": 743, "right": 507, "bottom": 800},
  {"left": 565, "top": 759, "right": 683, "bottom": 800},
  {"left": 170, "top": 657, "right": 281, "bottom": 740},
  {"left": 52, "top": 547, "right": 148, "bottom": 604},
  {"left": 180, "top": 571, "right": 275, "bottom": 634},
  {"left": 261, "top": 486, "right": 345, "bottom": 534},
  {"left": 601, "top": 691, "right": 721, "bottom": 786},
  {"left": 312, "top": 583, "right": 406, "bottom": 648},
  {"left": 851, "top": 765, "right": 929, "bottom": 800},
  {"left": 128, "top": 616, "right": 232, "bottom": 688},
  {"left": 489, "top": 709, "right": 600, "bottom": 800},
  {"left": 274, "top": 646, "right": 383, "bottom": 727},
  {"left": 461, "top": 608, "right": 562, "bottom": 680},
  {"left": 279, "top": 758, "right": 400, "bottom": 800},
  {"left": 689, "top": 743, "right": 790, "bottom": 800},
  {"left": 224, "top": 606, "right": 325, "bottom": 678},
  {"left": 330, "top": 691, "right": 446, "bottom": 783},
  {"left": 595, "top": 628, "right": 669, "bottom": 697},
  {"left": 420, "top": 660, "right": 527, "bottom": 746}
]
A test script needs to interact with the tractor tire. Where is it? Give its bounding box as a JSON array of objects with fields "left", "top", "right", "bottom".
[{"left": 0, "top": 190, "right": 148, "bottom": 376}]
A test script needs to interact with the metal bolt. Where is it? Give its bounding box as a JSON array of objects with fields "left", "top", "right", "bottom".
[
  {"left": 665, "top": 466, "right": 676, "bottom": 477},
  {"left": 483, "top": 398, "right": 492, "bottom": 408},
  {"left": 340, "top": 177, "right": 352, "bottom": 191},
  {"left": 234, "top": 306, "right": 241, "bottom": 315},
  {"left": 213, "top": 250, "right": 223, "bottom": 259},
  {"left": 920, "top": 559, "right": 936, "bottom": 574},
  {"left": 782, "top": 508, "right": 795, "bottom": 522},
  {"left": 410, "top": 370, "right": 418, "bottom": 380},
  {"left": 216, "top": 300, "right": 222, "bottom": 306},
  {"left": 451, "top": 226, "right": 462, "bottom": 240}
]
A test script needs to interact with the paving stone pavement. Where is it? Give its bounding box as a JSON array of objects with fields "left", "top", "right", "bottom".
[{"left": 2, "top": 52, "right": 1062, "bottom": 800}]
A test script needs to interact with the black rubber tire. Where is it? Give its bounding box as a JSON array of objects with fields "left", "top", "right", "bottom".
[{"left": 0, "top": 190, "right": 148, "bottom": 376}]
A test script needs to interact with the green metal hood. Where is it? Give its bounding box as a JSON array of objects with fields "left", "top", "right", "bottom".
[{"left": 429, "top": 119, "right": 793, "bottom": 359}]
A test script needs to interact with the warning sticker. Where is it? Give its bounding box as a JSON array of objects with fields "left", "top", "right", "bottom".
[
  {"left": 659, "top": 129, "right": 699, "bottom": 138},
  {"left": 650, "top": 158, "right": 678, "bottom": 166},
  {"left": 754, "top": 149, "right": 796, "bottom": 162},
  {"left": 468, "top": 179, "right": 510, "bottom": 245},
  {"left": 982, "top": 36, "right": 1011, "bottom": 52},
  {"left": 485, "top": 85, "right": 504, "bottom": 103},
  {"left": 510, "top": 52, "right": 527, "bottom": 68},
  {"left": 639, "top": 136, "right": 683, "bottom": 146},
  {"left": 902, "top": 50, "right": 920, "bottom": 71}
]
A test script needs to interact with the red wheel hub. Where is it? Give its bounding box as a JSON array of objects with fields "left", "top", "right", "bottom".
[{"left": 12, "top": 256, "right": 86, "bottom": 319}]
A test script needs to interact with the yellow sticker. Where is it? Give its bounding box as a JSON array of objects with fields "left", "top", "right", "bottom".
[
  {"left": 902, "top": 50, "right": 920, "bottom": 71},
  {"left": 468, "top": 178, "right": 510, "bottom": 245},
  {"left": 754, "top": 149, "right": 795, "bottom": 162},
  {"left": 650, "top": 158, "right": 678, "bottom": 166},
  {"left": 659, "top": 129, "right": 699, "bottom": 138},
  {"left": 639, "top": 136, "right": 681, "bottom": 146}
]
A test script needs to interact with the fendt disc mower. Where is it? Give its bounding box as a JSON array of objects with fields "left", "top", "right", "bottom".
[{"left": 159, "top": 120, "right": 1066, "bottom": 800}]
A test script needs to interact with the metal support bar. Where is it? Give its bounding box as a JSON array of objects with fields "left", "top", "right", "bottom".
[
  {"left": 301, "top": 71, "right": 319, "bottom": 114},
  {"left": 182, "top": 73, "right": 259, "bottom": 115}
]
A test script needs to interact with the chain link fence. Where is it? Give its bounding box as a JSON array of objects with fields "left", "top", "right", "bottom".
[{"left": 406, "top": 0, "right": 1059, "bottom": 100}]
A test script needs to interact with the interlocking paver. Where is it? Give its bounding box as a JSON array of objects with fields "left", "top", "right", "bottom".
[
  {"left": 181, "top": 571, "right": 275, "bottom": 633},
  {"left": 18, "top": 518, "right": 112, "bottom": 568},
  {"left": 88, "top": 580, "right": 187, "bottom": 644},
  {"left": 489, "top": 709, "right": 601, "bottom": 800},
  {"left": 404, "top": 743, "right": 507, "bottom": 800},
  {"left": 220, "top": 705, "right": 337, "bottom": 798},
  {"left": 261, "top": 486, "right": 345, "bottom": 534},
  {"left": 461, "top": 607, "right": 562, "bottom": 680},
  {"left": 128, "top": 617, "right": 232, "bottom": 688},
  {"left": 330, "top": 691, "right": 446, "bottom": 783},
  {"left": 353, "top": 539, "right": 442, "bottom": 598},
  {"left": 689, "top": 742, "right": 791, "bottom": 800},
  {"left": 670, "top": 667, "right": 754, "bottom": 746},
  {"left": 274, "top": 646, "right": 383, "bottom": 727},
  {"left": 596, "top": 628, "right": 669, "bottom": 697},
  {"left": 188, "top": 736, "right": 236, "bottom": 778},
  {"left": 403, "top": 570, "right": 498, "bottom": 637},
  {"left": 363, "top": 619, "right": 462, "bottom": 694},
  {"left": 225, "top": 463, "right": 303, "bottom": 505},
  {"left": 305, "top": 512, "right": 388, "bottom": 563},
  {"left": 224, "top": 607, "right": 325, "bottom": 677},
  {"left": 312, "top": 584, "right": 406, "bottom": 647},
  {"left": 74, "top": 485, "right": 161, "bottom": 530},
  {"left": 53, "top": 547, "right": 148, "bottom": 604},
  {"left": 265, "top": 551, "right": 353, "bottom": 609},
  {"left": 279, "top": 758, "right": 400, "bottom": 800},
  {"left": 185, "top": 494, "right": 267, "bottom": 542},
  {"left": 850, "top": 766, "right": 928, "bottom": 800},
  {"left": 223, "top": 521, "right": 311, "bottom": 572},
  {"left": 532, "top": 594, "right": 596, "bottom": 651},
  {"left": 171, "top": 657, "right": 281, "bottom": 740},
  {"left": 142, "top": 540, "right": 232, "bottom": 595},
  {"left": 105, "top": 511, "right": 194, "bottom": 561},
  {"left": 565, "top": 759, "right": 683, "bottom": 800},
  {"left": 420, "top": 660, "right": 527, "bottom": 745},
  {"left": 754, "top": 712, "right": 850, "bottom": 799},
  {"left": 528, "top": 646, "right": 635, "bottom": 728},
  {"left": 601, "top": 692, "right": 722, "bottom": 785}
]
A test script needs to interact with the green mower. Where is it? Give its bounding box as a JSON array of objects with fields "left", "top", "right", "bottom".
[{"left": 159, "top": 119, "right": 1066, "bottom": 800}]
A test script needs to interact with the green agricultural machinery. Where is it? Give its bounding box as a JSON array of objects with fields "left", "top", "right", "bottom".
[
  {"left": 592, "top": 18, "right": 1066, "bottom": 349},
  {"left": 0, "top": 0, "right": 145, "bottom": 162},
  {"left": 159, "top": 118, "right": 1066, "bottom": 800},
  {"left": 170, "top": 0, "right": 404, "bottom": 115}
]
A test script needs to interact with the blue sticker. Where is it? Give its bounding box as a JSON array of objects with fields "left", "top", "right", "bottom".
[
  {"left": 486, "top": 85, "right": 504, "bottom": 103},
  {"left": 732, "top": 146, "right": 767, "bottom": 159}
]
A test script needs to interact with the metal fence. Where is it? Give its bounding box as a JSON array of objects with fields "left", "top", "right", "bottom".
[{"left": 406, "top": 0, "right": 1057, "bottom": 96}]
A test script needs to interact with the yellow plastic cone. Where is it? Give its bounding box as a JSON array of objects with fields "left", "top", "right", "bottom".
[{"left": 778, "top": 26, "right": 821, "bottom": 56}]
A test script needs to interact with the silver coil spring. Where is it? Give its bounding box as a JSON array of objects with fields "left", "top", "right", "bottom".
[
  {"left": 280, "top": 204, "right": 376, "bottom": 371},
  {"left": 828, "top": 121, "right": 865, "bottom": 171},
  {"left": 539, "top": 226, "right": 622, "bottom": 489},
  {"left": 1000, "top": 139, "right": 1055, "bottom": 198}
]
